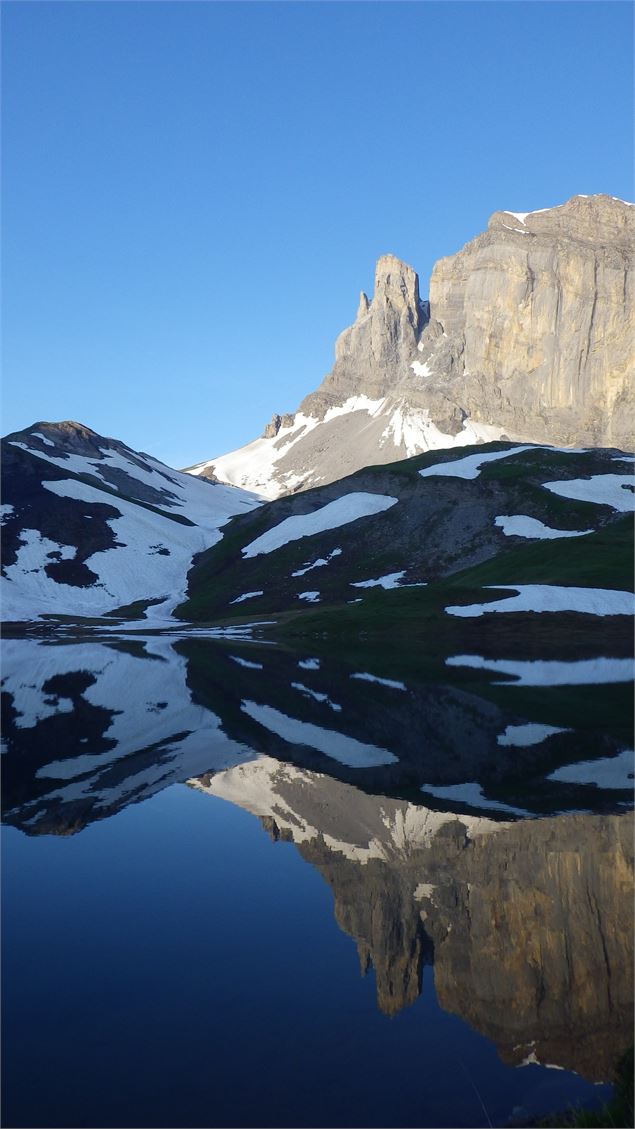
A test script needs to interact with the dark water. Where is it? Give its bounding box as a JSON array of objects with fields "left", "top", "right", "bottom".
[{"left": 2, "top": 635, "right": 633, "bottom": 1128}]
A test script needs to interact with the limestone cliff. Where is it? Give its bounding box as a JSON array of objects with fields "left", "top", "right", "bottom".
[
  {"left": 189, "top": 194, "right": 634, "bottom": 499},
  {"left": 419, "top": 194, "right": 635, "bottom": 449}
]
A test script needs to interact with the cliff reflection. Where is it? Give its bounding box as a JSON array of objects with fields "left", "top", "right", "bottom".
[{"left": 192, "top": 758, "right": 633, "bottom": 1082}]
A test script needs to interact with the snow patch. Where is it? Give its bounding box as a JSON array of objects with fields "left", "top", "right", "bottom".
[
  {"left": 291, "top": 547, "right": 342, "bottom": 577},
  {"left": 446, "top": 585, "right": 635, "bottom": 618},
  {"left": 419, "top": 445, "right": 535, "bottom": 481},
  {"left": 352, "top": 571, "right": 406, "bottom": 590},
  {"left": 242, "top": 493, "right": 398, "bottom": 558},
  {"left": 230, "top": 591, "right": 264, "bottom": 605},
  {"left": 297, "top": 591, "right": 320, "bottom": 603},
  {"left": 494, "top": 515, "right": 593, "bottom": 540},
  {"left": 323, "top": 395, "right": 386, "bottom": 422},
  {"left": 381, "top": 405, "right": 505, "bottom": 459},
  {"left": 186, "top": 412, "right": 320, "bottom": 500},
  {"left": 542, "top": 474, "right": 635, "bottom": 512},
  {"left": 298, "top": 658, "right": 320, "bottom": 671}
]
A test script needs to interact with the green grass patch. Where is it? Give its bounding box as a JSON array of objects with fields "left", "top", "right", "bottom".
[{"left": 445, "top": 515, "right": 633, "bottom": 591}]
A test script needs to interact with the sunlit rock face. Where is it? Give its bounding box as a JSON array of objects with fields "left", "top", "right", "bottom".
[
  {"left": 423, "top": 195, "right": 634, "bottom": 450},
  {"left": 188, "top": 195, "right": 634, "bottom": 499}
]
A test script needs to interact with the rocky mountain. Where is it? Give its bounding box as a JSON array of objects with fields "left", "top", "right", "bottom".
[
  {"left": 1, "top": 421, "right": 259, "bottom": 623},
  {"left": 177, "top": 440, "right": 635, "bottom": 624},
  {"left": 187, "top": 195, "right": 634, "bottom": 500},
  {"left": 191, "top": 757, "right": 634, "bottom": 1081}
]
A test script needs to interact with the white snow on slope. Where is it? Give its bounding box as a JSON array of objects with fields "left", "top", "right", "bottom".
[
  {"left": 542, "top": 474, "right": 635, "bottom": 512},
  {"left": 494, "top": 515, "right": 593, "bottom": 539},
  {"left": 350, "top": 672, "right": 407, "bottom": 691},
  {"left": 241, "top": 700, "right": 398, "bottom": 768},
  {"left": 297, "top": 591, "right": 320, "bottom": 603},
  {"left": 3, "top": 437, "right": 259, "bottom": 621},
  {"left": 548, "top": 748, "right": 634, "bottom": 790},
  {"left": 446, "top": 585, "right": 635, "bottom": 618},
  {"left": 382, "top": 405, "right": 504, "bottom": 459},
  {"left": 419, "top": 445, "right": 535, "bottom": 480},
  {"left": 242, "top": 492, "right": 398, "bottom": 558},
  {"left": 187, "top": 399, "right": 388, "bottom": 500},
  {"left": 0, "top": 504, "right": 14, "bottom": 523},
  {"left": 323, "top": 395, "right": 386, "bottom": 422},
  {"left": 1, "top": 470, "right": 257, "bottom": 621},
  {"left": 446, "top": 654, "right": 635, "bottom": 686},
  {"left": 230, "top": 591, "right": 264, "bottom": 605},
  {"left": 421, "top": 781, "right": 531, "bottom": 817},
  {"left": 498, "top": 723, "right": 569, "bottom": 747},
  {"left": 187, "top": 412, "right": 320, "bottom": 499},
  {"left": 291, "top": 547, "right": 342, "bottom": 577},
  {"left": 30, "top": 432, "right": 55, "bottom": 446},
  {"left": 9, "top": 438, "right": 258, "bottom": 528},
  {"left": 352, "top": 571, "right": 405, "bottom": 590},
  {"left": 298, "top": 658, "right": 320, "bottom": 670}
]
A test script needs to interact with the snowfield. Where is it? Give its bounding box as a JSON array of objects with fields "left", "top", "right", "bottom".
[
  {"left": 291, "top": 547, "right": 342, "bottom": 577},
  {"left": 445, "top": 585, "right": 635, "bottom": 618},
  {"left": 380, "top": 405, "right": 504, "bottom": 459},
  {"left": 241, "top": 492, "right": 398, "bottom": 558},
  {"left": 2, "top": 438, "right": 259, "bottom": 621},
  {"left": 419, "top": 445, "right": 535, "bottom": 481},
  {"left": 494, "top": 515, "right": 592, "bottom": 539},
  {"left": 542, "top": 473, "right": 635, "bottom": 512}
]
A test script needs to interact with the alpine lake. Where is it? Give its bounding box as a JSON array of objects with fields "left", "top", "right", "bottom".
[{"left": 2, "top": 616, "right": 633, "bottom": 1129}]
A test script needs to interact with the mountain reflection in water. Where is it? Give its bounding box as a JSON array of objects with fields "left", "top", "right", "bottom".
[{"left": 2, "top": 635, "right": 633, "bottom": 1126}]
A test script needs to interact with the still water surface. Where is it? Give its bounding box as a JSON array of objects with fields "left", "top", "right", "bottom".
[{"left": 2, "top": 636, "right": 633, "bottom": 1128}]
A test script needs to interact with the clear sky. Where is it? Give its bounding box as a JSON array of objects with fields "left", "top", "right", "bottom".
[{"left": 2, "top": 1, "right": 633, "bottom": 468}]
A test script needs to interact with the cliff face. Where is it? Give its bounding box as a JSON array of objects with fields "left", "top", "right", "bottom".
[
  {"left": 420, "top": 195, "right": 634, "bottom": 448},
  {"left": 299, "top": 254, "right": 428, "bottom": 416},
  {"left": 189, "top": 194, "right": 634, "bottom": 499}
]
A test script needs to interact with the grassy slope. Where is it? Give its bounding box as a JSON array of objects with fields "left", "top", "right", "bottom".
[{"left": 177, "top": 442, "right": 632, "bottom": 622}]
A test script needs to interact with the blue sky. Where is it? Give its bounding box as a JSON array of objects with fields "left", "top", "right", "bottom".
[{"left": 2, "top": 1, "right": 633, "bottom": 468}]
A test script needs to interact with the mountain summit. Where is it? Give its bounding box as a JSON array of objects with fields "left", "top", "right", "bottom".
[{"left": 188, "top": 194, "right": 634, "bottom": 499}]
